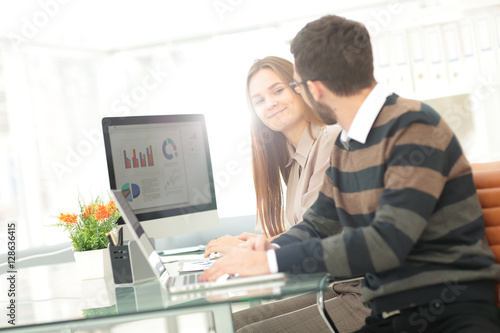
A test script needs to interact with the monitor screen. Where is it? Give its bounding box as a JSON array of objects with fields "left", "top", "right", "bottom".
[{"left": 102, "top": 114, "right": 219, "bottom": 243}]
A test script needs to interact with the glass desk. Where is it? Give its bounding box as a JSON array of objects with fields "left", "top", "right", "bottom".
[{"left": 0, "top": 260, "right": 332, "bottom": 333}]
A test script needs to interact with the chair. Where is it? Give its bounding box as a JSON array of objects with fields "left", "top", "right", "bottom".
[
  {"left": 471, "top": 161, "right": 500, "bottom": 308},
  {"left": 316, "top": 276, "right": 364, "bottom": 333}
]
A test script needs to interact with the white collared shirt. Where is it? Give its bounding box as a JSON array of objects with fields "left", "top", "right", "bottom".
[{"left": 340, "top": 83, "right": 393, "bottom": 149}]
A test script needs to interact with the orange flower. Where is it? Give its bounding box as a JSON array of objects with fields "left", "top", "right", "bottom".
[
  {"left": 58, "top": 213, "right": 78, "bottom": 224},
  {"left": 55, "top": 197, "right": 120, "bottom": 252},
  {"left": 83, "top": 205, "right": 93, "bottom": 218},
  {"left": 106, "top": 200, "right": 116, "bottom": 211},
  {"left": 94, "top": 203, "right": 111, "bottom": 221}
]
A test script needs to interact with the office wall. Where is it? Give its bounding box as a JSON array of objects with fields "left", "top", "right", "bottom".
[{"left": 0, "top": 0, "right": 499, "bottom": 250}]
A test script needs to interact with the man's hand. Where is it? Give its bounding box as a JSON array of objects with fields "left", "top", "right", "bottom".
[
  {"left": 199, "top": 247, "right": 270, "bottom": 281},
  {"left": 204, "top": 235, "right": 244, "bottom": 257}
]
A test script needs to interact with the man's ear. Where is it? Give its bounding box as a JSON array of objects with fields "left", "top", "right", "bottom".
[{"left": 306, "top": 80, "right": 324, "bottom": 101}]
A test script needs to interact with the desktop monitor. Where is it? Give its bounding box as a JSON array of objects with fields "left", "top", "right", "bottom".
[{"left": 102, "top": 114, "right": 219, "bottom": 243}]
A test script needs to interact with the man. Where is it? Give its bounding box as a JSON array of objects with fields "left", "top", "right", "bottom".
[{"left": 201, "top": 15, "right": 500, "bottom": 332}]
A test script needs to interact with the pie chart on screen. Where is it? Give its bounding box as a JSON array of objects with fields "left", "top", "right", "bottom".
[
  {"left": 162, "top": 138, "right": 178, "bottom": 160},
  {"left": 121, "top": 183, "right": 140, "bottom": 202}
]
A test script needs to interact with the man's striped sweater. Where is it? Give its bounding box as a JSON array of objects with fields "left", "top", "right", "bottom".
[{"left": 273, "top": 94, "right": 500, "bottom": 314}]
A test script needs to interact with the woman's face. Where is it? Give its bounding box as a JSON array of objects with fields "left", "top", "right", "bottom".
[{"left": 249, "top": 68, "right": 305, "bottom": 133}]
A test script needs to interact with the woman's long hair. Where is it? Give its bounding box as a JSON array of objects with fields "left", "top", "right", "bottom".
[{"left": 246, "top": 56, "right": 324, "bottom": 237}]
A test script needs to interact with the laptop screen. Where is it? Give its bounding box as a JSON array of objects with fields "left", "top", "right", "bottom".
[{"left": 110, "top": 189, "right": 167, "bottom": 279}]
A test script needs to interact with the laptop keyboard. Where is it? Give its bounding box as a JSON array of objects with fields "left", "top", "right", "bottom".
[
  {"left": 170, "top": 272, "right": 202, "bottom": 286},
  {"left": 184, "top": 273, "right": 199, "bottom": 285}
]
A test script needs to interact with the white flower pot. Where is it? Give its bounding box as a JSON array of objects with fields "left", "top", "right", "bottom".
[
  {"left": 81, "top": 277, "right": 116, "bottom": 309},
  {"left": 73, "top": 248, "right": 112, "bottom": 280}
]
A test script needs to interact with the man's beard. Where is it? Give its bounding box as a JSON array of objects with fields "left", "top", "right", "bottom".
[{"left": 304, "top": 87, "right": 337, "bottom": 125}]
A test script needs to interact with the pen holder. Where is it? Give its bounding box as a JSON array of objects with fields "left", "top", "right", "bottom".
[{"left": 109, "top": 240, "right": 157, "bottom": 284}]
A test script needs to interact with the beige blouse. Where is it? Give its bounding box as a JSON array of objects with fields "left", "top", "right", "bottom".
[{"left": 285, "top": 123, "right": 341, "bottom": 227}]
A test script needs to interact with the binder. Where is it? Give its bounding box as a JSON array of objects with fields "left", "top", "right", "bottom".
[
  {"left": 373, "top": 34, "right": 394, "bottom": 87},
  {"left": 409, "top": 28, "right": 430, "bottom": 93},
  {"left": 459, "top": 20, "right": 480, "bottom": 83},
  {"left": 443, "top": 23, "right": 466, "bottom": 88},
  {"left": 425, "top": 26, "right": 448, "bottom": 91},
  {"left": 475, "top": 16, "right": 498, "bottom": 79},
  {"left": 391, "top": 31, "right": 413, "bottom": 95},
  {"left": 496, "top": 14, "right": 500, "bottom": 49}
]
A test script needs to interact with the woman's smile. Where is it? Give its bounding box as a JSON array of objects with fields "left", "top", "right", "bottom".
[{"left": 268, "top": 107, "right": 286, "bottom": 119}]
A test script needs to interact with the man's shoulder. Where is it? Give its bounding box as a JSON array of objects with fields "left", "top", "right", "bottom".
[{"left": 375, "top": 95, "right": 441, "bottom": 130}]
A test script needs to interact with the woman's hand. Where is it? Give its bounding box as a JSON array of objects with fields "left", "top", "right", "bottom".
[
  {"left": 240, "top": 235, "right": 276, "bottom": 251},
  {"left": 204, "top": 235, "right": 244, "bottom": 257},
  {"left": 235, "top": 232, "right": 258, "bottom": 241}
]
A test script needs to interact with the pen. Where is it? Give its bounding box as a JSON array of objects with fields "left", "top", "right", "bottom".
[
  {"left": 118, "top": 227, "right": 123, "bottom": 246},
  {"left": 106, "top": 232, "right": 117, "bottom": 246}
]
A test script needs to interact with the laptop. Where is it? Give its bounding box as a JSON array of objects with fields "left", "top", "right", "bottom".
[{"left": 110, "top": 189, "right": 286, "bottom": 293}]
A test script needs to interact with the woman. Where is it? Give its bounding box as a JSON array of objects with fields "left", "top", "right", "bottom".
[
  {"left": 205, "top": 56, "right": 369, "bottom": 332},
  {"left": 204, "top": 56, "right": 340, "bottom": 255}
]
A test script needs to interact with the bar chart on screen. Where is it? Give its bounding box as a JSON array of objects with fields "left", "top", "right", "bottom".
[{"left": 123, "top": 145, "right": 155, "bottom": 169}]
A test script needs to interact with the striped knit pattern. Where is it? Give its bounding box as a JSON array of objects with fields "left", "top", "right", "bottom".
[{"left": 274, "top": 94, "right": 500, "bottom": 313}]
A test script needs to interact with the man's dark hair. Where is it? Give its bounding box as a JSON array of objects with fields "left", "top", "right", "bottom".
[{"left": 291, "top": 15, "right": 375, "bottom": 96}]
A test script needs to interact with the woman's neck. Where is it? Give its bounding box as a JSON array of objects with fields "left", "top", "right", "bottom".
[{"left": 283, "top": 120, "right": 308, "bottom": 148}]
